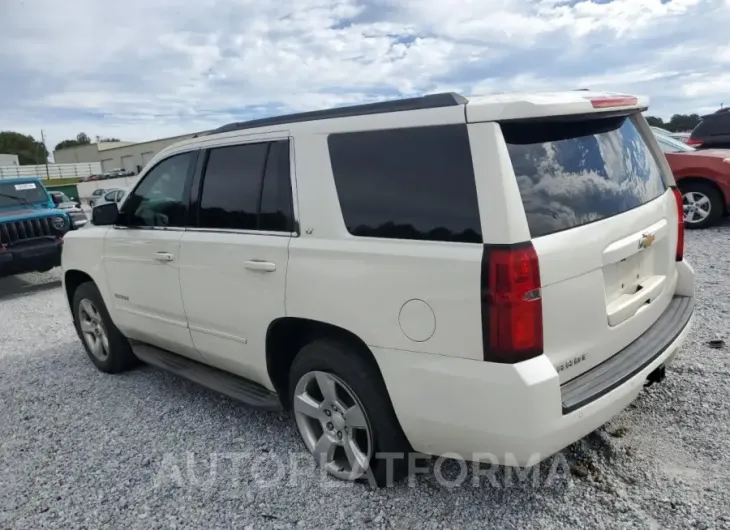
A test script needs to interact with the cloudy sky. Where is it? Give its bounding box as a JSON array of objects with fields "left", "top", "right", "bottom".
[{"left": 1, "top": 0, "right": 728, "bottom": 156}]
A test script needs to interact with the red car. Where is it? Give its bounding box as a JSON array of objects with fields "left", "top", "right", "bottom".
[{"left": 655, "top": 133, "right": 730, "bottom": 229}]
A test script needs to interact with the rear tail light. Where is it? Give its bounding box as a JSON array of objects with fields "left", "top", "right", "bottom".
[
  {"left": 589, "top": 96, "right": 638, "bottom": 109},
  {"left": 686, "top": 138, "right": 703, "bottom": 147},
  {"left": 481, "top": 243, "right": 543, "bottom": 363},
  {"left": 671, "top": 186, "right": 684, "bottom": 261}
]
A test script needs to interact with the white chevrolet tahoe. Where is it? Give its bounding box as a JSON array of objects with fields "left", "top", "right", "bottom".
[{"left": 62, "top": 91, "right": 695, "bottom": 485}]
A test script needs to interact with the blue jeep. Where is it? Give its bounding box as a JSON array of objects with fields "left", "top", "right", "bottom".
[{"left": 0, "top": 177, "right": 74, "bottom": 277}]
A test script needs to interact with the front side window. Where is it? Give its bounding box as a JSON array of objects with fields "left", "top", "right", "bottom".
[
  {"left": 503, "top": 115, "right": 667, "bottom": 238},
  {"left": 197, "top": 140, "right": 294, "bottom": 232},
  {"left": 104, "top": 190, "right": 117, "bottom": 202},
  {"left": 119, "top": 152, "right": 194, "bottom": 227},
  {"left": 327, "top": 125, "right": 482, "bottom": 243}
]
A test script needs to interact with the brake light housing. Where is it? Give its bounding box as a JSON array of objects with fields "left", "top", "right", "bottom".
[
  {"left": 686, "top": 138, "right": 703, "bottom": 147},
  {"left": 671, "top": 186, "right": 684, "bottom": 261},
  {"left": 481, "top": 243, "right": 543, "bottom": 363},
  {"left": 589, "top": 96, "right": 638, "bottom": 109}
]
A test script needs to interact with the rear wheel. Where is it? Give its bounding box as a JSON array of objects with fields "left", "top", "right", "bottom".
[
  {"left": 289, "top": 339, "right": 412, "bottom": 486},
  {"left": 680, "top": 181, "right": 724, "bottom": 229},
  {"left": 72, "top": 281, "right": 138, "bottom": 373}
]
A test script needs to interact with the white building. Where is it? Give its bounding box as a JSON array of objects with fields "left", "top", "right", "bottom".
[
  {"left": 53, "top": 132, "right": 208, "bottom": 174},
  {"left": 0, "top": 153, "right": 20, "bottom": 166}
]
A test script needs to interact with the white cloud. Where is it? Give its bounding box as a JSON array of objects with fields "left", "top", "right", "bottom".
[{"left": 0, "top": 0, "right": 728, "bottom": 153}]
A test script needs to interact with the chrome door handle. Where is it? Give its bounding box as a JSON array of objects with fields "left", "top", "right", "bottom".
[
  {"left": 244, "top": 260, "right": 276, "bottom": 272},
  {"left": 154, "top": 252, "right": 174, "bottom": 262}
]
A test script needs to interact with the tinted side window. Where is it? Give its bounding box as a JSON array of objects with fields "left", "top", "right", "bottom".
[
  {"left": 199, "top": 143, "right": 268, "bottom": 230},
  {"left": 259, "top": 140, "right": 294, "bottom": 232},
  {"left": 119, "top": 152, "right": 194, "bottom": 227},
  {"left": 328, "top": 125, "right": 482, "bottom": 243}
]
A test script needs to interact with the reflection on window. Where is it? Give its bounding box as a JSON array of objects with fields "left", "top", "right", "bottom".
[
  {"left": 121, "top": 152, "right": 193, "bottom": 227},
  {"left": 328, "top": 125, "right": 482, "bottom": 243},
  {"left": 504, "top": 117, "right": 666, "bottom": 238}
]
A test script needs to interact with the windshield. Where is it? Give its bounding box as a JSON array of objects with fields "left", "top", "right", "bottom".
[
  {"left": 0, "top": 181, "right": 49, "bottom": 208},
  {"left": 655, "top": 134, "right": 695, "bottom": 153},
  {"left": 503, "top": 114, "right": 667, "bottom": 238}
]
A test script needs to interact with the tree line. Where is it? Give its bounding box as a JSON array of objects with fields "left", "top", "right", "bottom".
[
  {"left": 644, "top": 114, "right": 702, "bottom": 133},
  {"left": 0, "top": 132, "right": 122, "bottom": 165}
]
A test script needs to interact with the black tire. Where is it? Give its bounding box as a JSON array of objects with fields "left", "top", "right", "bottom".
[
  {"left": 288, "top": 339, "right": 413, "bottom": 486},
  {"left": 71, "top": 281, "right": 138, "bottom": 373},
  {"left": 679, "top": 181, "right": 724, "bottom": 229}
]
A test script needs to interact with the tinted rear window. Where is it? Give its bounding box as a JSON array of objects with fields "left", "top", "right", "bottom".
[{"left": 502, "top": 115, "right": 666, "bottom": 238}]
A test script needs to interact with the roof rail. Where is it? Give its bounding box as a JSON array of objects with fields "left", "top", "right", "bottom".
[{"left": 206, "top": 92, "right": 467, "bottom": 135}]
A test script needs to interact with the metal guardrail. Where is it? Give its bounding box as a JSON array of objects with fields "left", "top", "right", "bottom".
[{"left": 0, "top": 163, "right": 103, "bottom": 180}]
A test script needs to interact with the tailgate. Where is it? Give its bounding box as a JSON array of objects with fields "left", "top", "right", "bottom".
[{"left": 502, "top": 112, "right": 679, "bottom": 383}]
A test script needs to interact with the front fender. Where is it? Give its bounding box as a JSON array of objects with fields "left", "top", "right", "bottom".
[{"left": 61, "top": 226, "right": 115, "bottom": 317}]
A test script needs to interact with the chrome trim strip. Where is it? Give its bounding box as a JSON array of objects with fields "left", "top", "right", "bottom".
[
  {"left": 185, "top": 227, "right": 294, "bottom": 237},
  {"left": 117, "top": 307, "right": 189, "bottom": 328},
  {"left": 112, "top": 225, "right": 186, "bottom": 231},
  {"left": 188, "top": 324, "right": 248, "bottom": 344}
]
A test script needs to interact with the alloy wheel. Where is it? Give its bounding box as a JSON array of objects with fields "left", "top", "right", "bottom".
[
  {"left": 78, "top": 299, "right": 110, "bottom": 361},
  {"left": 293, "top": 371, "right": 373, "bottom": 480},
  {"left": 683, "top": 191, "right": 711, "bottom": 224}
]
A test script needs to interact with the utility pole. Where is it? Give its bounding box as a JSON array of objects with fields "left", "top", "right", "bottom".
[{"left": 40, "top": 130, "right": 50, "bottom": 179}]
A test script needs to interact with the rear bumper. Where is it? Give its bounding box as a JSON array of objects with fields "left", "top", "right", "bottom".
[
  {"left": 0, "top": 239, "right": 63, "bottom": 277},
  {"left": 374, "top": 294, "right": 695, "bottom": 466}
]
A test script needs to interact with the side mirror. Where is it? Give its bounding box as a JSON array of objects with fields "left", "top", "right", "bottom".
[
  {"left": 92, "top": 202, "right": 120, "bottom": 226},
  {"left": 51, "top": 195, "right": 61, "bottom": 206}
]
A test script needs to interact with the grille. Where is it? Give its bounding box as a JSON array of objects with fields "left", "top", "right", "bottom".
[{"left": 0, "top": 217, "right": 56, "bottom": 246}]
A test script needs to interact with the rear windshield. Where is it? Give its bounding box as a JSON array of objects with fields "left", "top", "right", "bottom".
[
  {"left": 502, "top": 115, "right": 666, "bottom": 238},
  {"left": 0, "top": 181, "right": 48, "bottom": 208}
]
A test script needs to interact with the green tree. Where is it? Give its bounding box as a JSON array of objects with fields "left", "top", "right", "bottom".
[
  {"left": 55, "top": 132, "right": 92, "bottom": 151},
  {"left": 0, "top": 131, "right": 48, "bottom": 165},
  {"left": 645, "top": 116, "right": 666, "bottom": 128},
  {"left": 666, "top": 114, "right": 701, "bottom": 133},
  {"left": 98, "top": 137, "right": 121, "bottom": 142}
]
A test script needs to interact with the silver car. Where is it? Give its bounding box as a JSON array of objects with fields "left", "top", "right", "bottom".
[{"left": 93, "top": 188, "right": 127, "bottom": 208}]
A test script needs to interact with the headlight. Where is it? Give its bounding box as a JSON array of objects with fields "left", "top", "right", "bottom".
[{"left": 50, "top": 215, "right": 69, "bottom": 232}]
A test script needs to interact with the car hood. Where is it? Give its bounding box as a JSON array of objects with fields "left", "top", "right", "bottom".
[{"left": 0, "top": 207, "right": 68, "bottom": 223}]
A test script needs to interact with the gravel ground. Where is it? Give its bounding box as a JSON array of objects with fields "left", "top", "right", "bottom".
[{"left": 1, "top": 221, "right": 729, "bottom": 530}]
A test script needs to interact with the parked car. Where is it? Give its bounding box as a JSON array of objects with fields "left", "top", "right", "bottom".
[
  {"left": 651, "top": 127, "right": 691, "bottom": 144},
  {"left": 92, "top": 188, "right": 126, "bottom": 211},
  {"left": 688, "top": 107, "right": 730, "bottom": 149},
  {"left": 104, "top": 168, "right": 134, "bottom": 178},
  {"left": 0, "top": 177, "right": 74, "bottom": 277},
  {"left": 87, "top": 188, "right": 108, "bottom": 208},
  {"left": 49, "top": 190, "right": 88, "bottom": 229},
  {"left": 654, "top": 131, "right": 730, "bottom": 228},
  {"left": 62, "top": 91, "right": 694, "bottom": 485}
]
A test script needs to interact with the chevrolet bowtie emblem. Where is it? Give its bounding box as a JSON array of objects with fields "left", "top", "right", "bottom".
[{"left": 638, "top": 233, "right": 656, "bottom": 249}]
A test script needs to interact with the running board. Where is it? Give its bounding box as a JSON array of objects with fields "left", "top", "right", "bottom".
[{"left": 131, "top": 343, "right": 283, "bottom": 411}]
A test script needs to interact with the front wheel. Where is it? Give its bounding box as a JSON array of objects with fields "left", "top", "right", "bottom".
[
  {"left": 72, "top": 281, "right": 138, "bottom": 373},
  {"left": 289, "top": 339, "right": 412, "bottom": 486},
  {"left": 681, "top": 181, "right": 724, "bottom": 229}
]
